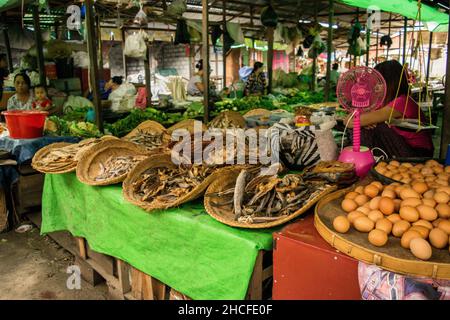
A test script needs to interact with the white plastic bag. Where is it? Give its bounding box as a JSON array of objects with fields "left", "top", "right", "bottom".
[
  {"left": 124, "top": 31, "right": 148, "bottom": 58},
  {"left": 134, "top": 5, "right": 148, "bottom": 25},
  {"left": 109, "top": 82, "right": 137, "bottom": 112},
  {"left": 72, "top": 51, "right": 89, "bottom": 68}
]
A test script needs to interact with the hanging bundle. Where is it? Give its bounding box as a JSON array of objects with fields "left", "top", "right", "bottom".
[
  {"left": 380, "top": 35, "right": 393, "bottom": 48},
  {"left": 222, "top": 27, "right": 235, "bottom": 54},
  {"left": 303, "top": 35, "right": 315, "bottom": 49},
  {"left": 296, "top": 46, "right": 304, "bottom": 57},
  {"left": 166, "top": 0, "right": 187, "bottom": 19},
  {"left": 308, "top": 35, "right": 326, "bottom": 59},
  {"left": 134, "top": 4, "right": 148, "bottom": 25},
  {"left": 260, "top": 5, "right": 278, "bottom": 28},
  {"left": 211, "top": 25, "right": 223, "bottom": 51},
  {"left": 174, "top": 19, "right": 190, "bottom": 45}
]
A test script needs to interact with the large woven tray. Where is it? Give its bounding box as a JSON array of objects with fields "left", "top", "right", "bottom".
[
  {"left": 76, "top": 140, "right": 150, "bottom": 186},
  {"left": 204, "top": 169, "right": 337, "bottom": 229},
  {"left": 314, "top": 188, "right": 450, "bottom": 279},
  {"left": 32, "top": 142, "right": 78, "bottom": 174}
]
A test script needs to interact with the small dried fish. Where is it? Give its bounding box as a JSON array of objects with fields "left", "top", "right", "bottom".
[
  {"left": 94, "top": 155, "right": 146, "bottom": 181},
  {"left": 234, "top": 169, "right": 248, "bottom": 220}
]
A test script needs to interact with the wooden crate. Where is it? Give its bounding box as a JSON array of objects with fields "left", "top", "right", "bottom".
[
  {"left": 75, "top": 236, "right": 273, "bottom": 300},
  {"left": 12, "top": 165, "right": 44, "bottom": 216}
]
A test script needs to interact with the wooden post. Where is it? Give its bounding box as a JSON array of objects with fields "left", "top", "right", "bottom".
[
  {"left": 365, "top": 28, "right": 370, "bottom": 66},
  {"left": 375, "top": 29, "right": 379, "bottom": 64},
  {"left": 267, "top": 27, "right": 274, "bottom": 94},
  {"left": 202, "top": 0, "right": 210, "bottom": 123},
  {"left": 2, "top": 27, "right": 13, "bottom": 73},
  {"left": 402, "top": 17, "right": 407, "bottom": 65},
  {"left": 222, "top": 0, "right": 227, "bottom": 88},
  {"left": 122, "top": 29, "right": 128, "bottom": 79},
  {"left": 440, "top": 20, "right": 450, "bottom": 159},
  {"left": 85, "top": 0, "right": 103, "bottom": 132},
  {"left": 325, "top": 0, "right": 334, "bottom": 101},
  {"left": 386, "top": 14, "right": 392, "bottom": 60},
  {"left": 32, "top": 5, "right": 46, "bottom": 86},
  {"left": 96, "top": 14, "right": 104, "bottom": 80},
  {"left": 425, "top": 32, "right": 433, "bottom": 87},
  {"left": 144, "top": 45, "right": 152, "bottom": 107}
]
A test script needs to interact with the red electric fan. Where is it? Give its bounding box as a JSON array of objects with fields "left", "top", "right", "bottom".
[{"left": 337, "top": 66, "right": 387, "bottom": 177}]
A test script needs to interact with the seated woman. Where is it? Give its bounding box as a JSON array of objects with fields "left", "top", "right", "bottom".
[
  {"left": 244, "top": 62, "right": 266, "bottom": 96},
  {"left": 344, "top": 60, "right": 433, "bottom": 158},
  {"left": 7, "top": 73, "right": 33, "bottom": 110},
  {"left": 187, "top": 60, "right": 204, "bottom": 96}
]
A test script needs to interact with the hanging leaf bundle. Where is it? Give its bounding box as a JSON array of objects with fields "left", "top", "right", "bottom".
[
  {"left": 260, "top": 5, "right": 278, "bottom": 28},
  {"left": 211, "top": 25, "right": 223, "bottom": 52},
  {"left": 380, "top": 35, "right": 393, "bottom": 48},
  {"left": 223, "top": 27, "right": 235, "bottom": 54},
  {"left": 174, "top": 19, "right": 190, "bottom": 45}
]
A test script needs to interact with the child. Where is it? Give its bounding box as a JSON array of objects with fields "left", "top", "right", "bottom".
[{"left": 32, "top": 85, "right": 52, "bottom": 110}]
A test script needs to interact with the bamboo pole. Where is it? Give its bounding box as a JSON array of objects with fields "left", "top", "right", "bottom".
[
  {"left": 144, "top": 45, "right": 152, "bottom": 107},
  {"left": 96, "top": 14, "right": 104, "bottom": 80},
  {"left": 425, "top": 32, "right": 433, "bottom": 87},
  {"left": 85, "top": 0, "right": 103, "bottom": 132},
  {"left": 375, "top": 29, "right": 379, "bottom": 64},
  {"left": 325, "top": 0, "right": 334, "bottom": 101},
  {"left": 267, "top": 27, "right": 274, "bottom": 94},
  {"left": 202, "top": 0, "right": 210, "bottom": 123},
  {"left": 222, "top": 0, "right": 227, "bottom": 88},
  {"left": 402, "top": 17, "right": 407, "bottom": 65},
  {"left": 439, "top": 22, "right": 449, "bottom": 159},
  {"left": 32, "top": 5, "right": 46, "bottom": 86},
  {"left": 386, "top": 13, "right": 392, "bottom": 60}
]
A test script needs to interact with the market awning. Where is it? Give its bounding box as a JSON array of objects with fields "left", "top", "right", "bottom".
[{"left": 339, "top": 0, "right": 449, "bottom": 32}]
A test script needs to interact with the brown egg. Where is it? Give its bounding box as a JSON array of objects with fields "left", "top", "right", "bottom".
[
  {"left": 368, "top": 210, "right": 384, "bottom": 222},
  {"left": 410, "top": 238, "right": 432, "bottom": 260},
  {"left": 432, "top": 218, "right": 444, "bottom": 228},
  {"left": 354, "top": 186, "right": 365, "bottom": 194},
  {"left": 421, "top": 167, "right": 434, "bottom": 176},
  {"left": 425, "top": 176, "right": 437, "bottom": 183},
  {"left": 370, "top": 181, "right": 383, "bottom": 191},
  {"left": 381, "top": 189, "right": 396, "bottom": 199},
  {"left": 409, "top": 226, "right": 430, "bottom": 239},
  {"left": 376, "top": 218, "right": 393, "bottom": 234},
  {"left": 434, "top": 191, "right": 450, "bottom": 204},
  {"left": 356, "top": 206, "right": 371, "bottom": 215},
  {"left": 393, "top": 174, "right": 403, "bottom": 181},
  {"left": 436, "top": 203, "right": 450, "bottom": 219},
  {"left": 354, "top": 194, "right": 369, "bottom": 207},
  {"left": 364, "top": 185, "right": 380, "bottom": 198},
  {"left": 376, "top": 167, "right": 387, "bottom": 175},
  {"left": 426, "top": 159, "right": 440, "bottom": 167},
  {"left": 399, "top": 206, "right": 420, "bottom": 222},
  {"left": 392, "top": 220, "right": 411, "bottom": 237},
  {"left": 341, "top": 199, "right": 358, "bottom": 213},
  {"left": 377, "top": 162, "right": 387, "bottom": 168},
  {"left": 368, "top": 229, "right": 388, "bottom": 247},
  {"left": 362, "top": 202, "right": 371, "bottom": 209},
  {"left": 410, "top": 166, "right": 420, "bottom": 173},
  {"left": 423, "top": 190, "right": 435, "bottom": 199},
  {"left": 438, "top": 220, "right": 450, "bottom": 235},
  {"left": 369, "top": 196, "right": 382, "bottom": 210},
  {"left": 402, "top": 162, "right": 413, "bottom": 168},
  {"left": 386, "top": 164, "right": 397, "bottom": 171},
  {"left": 429, "top": 228, "right": 449, "bottom": 249},
  {"left": 390, "top": 160, "right": 400, "bottom": 167},
  {"left": 333, "top": 216, "right": 350, "bottom": 233},
  {"left": 401, "top": 230, "right": 422, "bottom": 249},
  {"left": 393, "top": 199, "right": 402, "bottom": 212},
  {"left": 412, "top": 182, "right": 428, "bottom": 194},
  {"left": 415, "top": 164, "right": 425, "bottom": 170},
  {"left": 401, "top": 178, "right": 412, "bottom": 184},
  {"left": 386, "top": 214, "right": 402, "bottom": 224},
  {"left": 416, "top": 205, "right": 438, "bottom": 221},
  {"left": 354, "top": 217, "right": 375, "bottom": 233},
  {"left": 347, "top": 211, "right": 366, "bottom": 224},
  {"left": 378, "top": 197, "right": 395, "bottom": 215},
  {"left": 436, "top": 186, "right": 450, "bottom": 196},
  {"left": 411, "top": 173, "right": 424, "bottom": 180},
  {"left": 436, "top": 179, "right": 449, "bottom": 187},
  {"left": 400, "top": 188, "right": 421, "bottom": 200},
  {"left": 433, "top": 166, "right": 445, "bottom": 174},
  {"left": 345, "top": 191, "right": 360, "bottom": 200},
  {"left": 398, "top": 166, "right": 408, "bottom": 173},
  {"left": 401, "top": 198, "right": 422, "bottom": 208},
  {"left": 412, "top": 220, "right": 434, "bottom": 230},
  {"left": 445, "top": 166, "right": 450, "bottom": 173},
  {"left": 422, "top": 199, "right": 436, "bottom": 208}
]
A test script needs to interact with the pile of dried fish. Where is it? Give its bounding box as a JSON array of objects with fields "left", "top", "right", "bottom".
[
  {"left": 208, "top": 111, "right": 246, "bottom": 129},
  {"left": 302, "top": 161, "right": 357, "bottom": 186},
  {"left": 95, "top": 155, "right": 147, "bottom": 182},
  {"left": 208, "top": 169, "right": 331, "bottom": 224},
  {"left": 132, "top": 166, "right": 214, "bottom": 206},
  {"left": 126, "top": 130, "right": 166, "bottom": 150}
]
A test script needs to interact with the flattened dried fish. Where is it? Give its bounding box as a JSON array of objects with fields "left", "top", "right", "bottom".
[{"left": 234, "top": 169, "right": 248, "bottom": 220}]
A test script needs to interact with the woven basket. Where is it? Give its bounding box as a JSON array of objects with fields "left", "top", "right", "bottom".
[
  {"left": 123, "top": 153, "right": 221, "bottom": 212},
  {"left": 76, "top": 140, "right": 151, "bottom": 186},
  {"left": 208, "top": 111, "right": 246, "bottom": 129},
  {"left": 74, "top": 136, "right": 119, "bottom": 162},
  {"left": 123, "top": 120, "right": 167, "bottom": 139},
  {"left": 204, "top": 169, "right": 337, "bottom": 229},
  {"left": 243, "top": 108, "right": 271, "bottom": 118},
  {"left": 315, "top": 188, "right": 450, "bottom": 279},
  {"left": 167, "top": 119, "right": 207, "bottom": 135},
  {"left": 32, "top": 142, "right": 78, "bottom": 174}
]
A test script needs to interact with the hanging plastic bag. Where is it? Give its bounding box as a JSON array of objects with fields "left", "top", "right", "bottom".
[
  {"left": 222, "top": 27, "right": 235, "bottom": 54},
  {"left": 260, "top": 5, "right": 278, "bottom": 28},
  {"left": 226, "top": 22, "right": 245, "bottom": 45},
  {"left": 124, "top": 31, "right": 148, "bottom": 58},
  {"left": 166, "top": 0, "right": 187, "bottom": 19},
  {"left": 274, "top": 24, "right": 284, "bottom": 43},
  {"left": 134, "top": 4, "right": 148, "bottom": 25},
  {"left": 174, "top": 19, "right": 190, "bottom": 45}
]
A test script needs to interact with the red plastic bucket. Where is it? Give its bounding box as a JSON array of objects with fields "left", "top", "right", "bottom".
[{"left": 1, "top": 110, "right": 49, "bottom": 139}]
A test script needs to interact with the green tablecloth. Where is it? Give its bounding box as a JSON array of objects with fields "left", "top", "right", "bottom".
[{"left": 41, "top": 173, "right": 275, "bottom": 300}]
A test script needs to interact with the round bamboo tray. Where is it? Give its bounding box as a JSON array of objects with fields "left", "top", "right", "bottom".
[
  {"left": 76, "top": 140, "right": 150, "bottom": 186},
  {"left": 74, "top": 136, "right": 119, "bottom": 162},
  {"left": 32, "top": 142, "right": 78, "bottom": 174},
  {"left": 123, "top": 120, "right": 167, "bottom": 139},
  {"left": 123, "top": 153, "right": 220, "bottom": 212},
  {"left": 204, "top": 169, "right": 337, "bottom": 229},
  {"left": 167, "top": 119, "right": 207, "bottom": 135},
  {"left": 243, "top": 108, "right": 271, "bottom": 118},
  {"left": 314, "top": 188, "right": 450, "bottom": 280},
  {"left": 208, "top": 110, "right": 246, "bottom": 129}
]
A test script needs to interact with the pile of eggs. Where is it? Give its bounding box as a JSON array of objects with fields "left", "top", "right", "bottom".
[
  {"left": 374, "top": 159, "right": 450, "bottom": 188},
  {"left": 333, "top": 180, "right": 450, "bottom": 261}
]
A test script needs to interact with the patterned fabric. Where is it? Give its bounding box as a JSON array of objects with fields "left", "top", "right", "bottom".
[
  {"left": 271, "top": 123, "right": 321, "bottom": 170},
  {"left": 245, "top": 72, "right": 266, "bottom": 95},
  {"left": 7, "top": 91, "right": 34, "bottom": 110},
  {"left": 358, "top": 262, "right": 450, "bottom": 300}
]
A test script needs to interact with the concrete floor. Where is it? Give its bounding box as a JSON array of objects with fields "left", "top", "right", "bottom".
[{"left": 0, "top": 226, "right": 108, "bottom": 300}]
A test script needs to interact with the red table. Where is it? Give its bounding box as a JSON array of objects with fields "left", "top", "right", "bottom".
[{"left": 273, "top": 214, "right": 362, "bottom": 300}]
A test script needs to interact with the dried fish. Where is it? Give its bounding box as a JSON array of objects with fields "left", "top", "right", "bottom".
[
  {"left": 234, "top": 169, "right": 248, "bottom": 220},
  {"left": 94, "top": 155, "right": 146, "bottom": 181}
]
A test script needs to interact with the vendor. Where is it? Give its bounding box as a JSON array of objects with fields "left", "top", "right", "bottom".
[
  {"left": 344, "top": 60, "right": 433, "bottom": 158},
  {"left": 7, "top": 73, "right": 33, "bottom": 110},
  {"left": 244, "top": 62, "right": 266, "bottom": 96},
  {"left": 187, "top": 60, "right": 205, "bottom": 96}
]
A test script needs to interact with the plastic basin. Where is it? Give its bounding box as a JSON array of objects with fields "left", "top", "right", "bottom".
[{"left": 1, "top": 110, "right": 49, "bottom": 139}]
